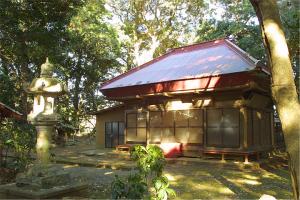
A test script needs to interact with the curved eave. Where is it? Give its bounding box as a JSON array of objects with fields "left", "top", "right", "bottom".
[{"left": 101, "top": 71, "right": 269, "bottom": 100}]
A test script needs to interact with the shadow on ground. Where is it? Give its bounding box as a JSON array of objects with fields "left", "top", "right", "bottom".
[{"left": 50, "top": 143, "right": 292, "bottom": 199}]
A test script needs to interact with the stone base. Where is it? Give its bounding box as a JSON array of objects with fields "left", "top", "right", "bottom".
[
  {"left": 0, "top": 182, "right": 87, "bottom": 199},
  {"left": 0, "top": 164, "right": 88, "bottom": 199},
  {"left": 16, "top": 164, "right": 72, "bottom": 189}
]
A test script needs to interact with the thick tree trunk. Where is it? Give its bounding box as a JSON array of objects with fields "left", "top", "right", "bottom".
[{"left": 250, "top": 0, "right": 300, "bottom": 199}]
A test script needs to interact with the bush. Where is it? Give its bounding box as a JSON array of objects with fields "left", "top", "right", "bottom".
[
  {"left": 0, "top": 119, "right": 36, "bottom": 171},
  {"left": 111, "top": 145, "right": 176, "bottom": 200}
]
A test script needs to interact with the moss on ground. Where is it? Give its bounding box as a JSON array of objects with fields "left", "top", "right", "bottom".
[{"left": 164, "top": 162, "right": 292, "bottom": 199}]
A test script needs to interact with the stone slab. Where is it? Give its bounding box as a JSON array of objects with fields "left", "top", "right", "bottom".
[{"left": 0, "top": 182, "right": 87, "bottom": 199}]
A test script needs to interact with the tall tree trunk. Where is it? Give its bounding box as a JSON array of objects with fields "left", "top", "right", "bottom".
[
  {"left": 250, "top": 0, "right": 300, "bottom": 199},
  {"left": 20, "top": 63, "right": 30, "bottom": 117},
  {"left": 73, "top": 73, "right": 81, "bottom": 111},
  {"left": 72, "top": 58, "right": 82, "bottom": 130}
]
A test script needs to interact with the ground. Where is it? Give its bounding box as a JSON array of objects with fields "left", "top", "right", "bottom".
[
  {"left": 47, "top": 139, "right": 292, "bottom": 199},
  {"left": 0, "top": 138, "right": 293, "bottom": 199}
]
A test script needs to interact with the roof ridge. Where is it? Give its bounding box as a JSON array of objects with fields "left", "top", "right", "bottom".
[
  {"left": 171, "top": 38, "right": 226, "bottom": 52},
  {"left": 224, "top": 39, "right": 259, "bottom": 65}
]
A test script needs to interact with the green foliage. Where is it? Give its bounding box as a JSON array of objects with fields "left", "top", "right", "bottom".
[
  {"left": 196, "top": 0, "right": 265, "bottom": 61},
  {"left": 196, "top": 0, "right": 299, "bottom": 93},
  {"left": 1, "top": 0, "right": 299, "bottom": 147},
  {"left": 131, "top": 145, "right": 165, "bottom": 177},
  {"left": 0, "top": 0, "right": 121, "bottom": 131},
  {"left": 108, "top": 0, "right": 207, "bottom": 68},
  {"left": 111, "top": 145, "right": 175, "bottom": 200},
  {"left": 0, "top": 119, "right": 36, "bottom": 171},
  {"left": 153, "top": 176, "right": 176, "bottom": 200},
  {"left": 111, "top": 174, "right": 148, "bottom": 199}
]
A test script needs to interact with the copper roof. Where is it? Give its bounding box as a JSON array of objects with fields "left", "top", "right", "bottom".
[{"left": 101, "top": 39, "right": 263, "bottom": 91}]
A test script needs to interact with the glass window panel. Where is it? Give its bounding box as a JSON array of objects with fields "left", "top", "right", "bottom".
[
  {"left": 207, "top": 128, "right": 222, "bottom": 147},
  {"left": 119, "top": 122, "right": 125, "bottom": 136},
  {"left": 105, "top": 122, "right": 112, "bottom": 135},
  {"left": 188, "top": 128, "right": 203, "bottom": 144},
  {"left": 105, "top": 135, "right": 112, "bottom": 148},
  {"left": 223, "top": 127, "right": 239, "bottom": 147},
  {"left": 137, "top": 128, "right": 147, "bottom": 142},
  {"left": 149, "top": 128, "right": 162, "bottom": 143},
  {"left": 137, "top": 112, "right": 147, "bottom": 127},
  {"left": 207, "top": 109, "right": 222, "bottom": 127},
  {"left": 222, "top": 109, "right": 239, "bottom": 127},
  {"left": 189, "top": 110, "right": 203, "bottom": 127},
  {"left": 175, "top": 128, "right": 189, "bottom": 143},
  {"left": 150, "top": 112, "right": 162, "bottom": 127},
  {"left": 126, "top": 128, "right": 136, "bottom": 142},
  {"left": 174, "top": 110, "right": 189, "bottom": 127},
  {"left": 118, "top": 136, "right": 125, "bottom": 145},
  {"left": 127, "top": 113, "right": 137, "bottom": 128},
  {"left": 112, "top": 122, "right": 118, "bottom": 135},
  {"left": 162, "top": 111, "right": 174, "bottom": 127},
  {"left": 161, "top": 128, "right": 175, "bottom": 142}
]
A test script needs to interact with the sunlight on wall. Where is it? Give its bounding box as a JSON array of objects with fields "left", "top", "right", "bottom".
[
  {"left": 160, "top": 142, "right": 181, "bottom": 155},
  {"left": 166, "top": 100, "right": 193, "bottom": 111},
  {"left": 193, "top": 99, "right": 211, "bottom": 107},
  {"left": 256, "top": 112, "right": 262, "bottom": 119}
]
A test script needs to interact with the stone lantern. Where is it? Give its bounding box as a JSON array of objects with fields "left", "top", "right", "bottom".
[
  {"left": 26, "top": 58, "right": 67, "bottom": 164},
  {"left": 0, "top": 59, "right": 87, "bottom": 199}
]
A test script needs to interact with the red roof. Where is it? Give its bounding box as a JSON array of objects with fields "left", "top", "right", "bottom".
[
  {"left": 100, "top": 39, "right": 268, "bottom": 99},
  {"left": 0, "top": 102, "right": 23, "bottom": 119}
]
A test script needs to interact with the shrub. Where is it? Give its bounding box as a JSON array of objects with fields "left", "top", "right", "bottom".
[
  {"left": 111, "top": 145, "right": 176, "bottom": 200},
  {"left": 0, "top": 118, "right": 36, "bottom": 171}
]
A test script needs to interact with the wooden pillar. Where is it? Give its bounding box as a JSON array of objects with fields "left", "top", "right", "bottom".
[
  {"left": 221, "top": 153, "right": 225, "bottom": 162},
  {"left": 146, "top": 111, "right": 150, "bottom": 145},
  {"left": 244, "top": 154, "right": 249, "bottom": 164},
  {"left": 270, "top": 112, "right": 275, "bottom": 149},
  {"left": 203, "top": 108, "right": 207, "bottom": 149},
  {"left": 240, "top": 107, "right": 248, "bottom": 150}
]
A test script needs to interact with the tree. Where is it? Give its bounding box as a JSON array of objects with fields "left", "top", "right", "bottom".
[
  {"left": 0, "top": 0, "right": 121, "bottom": 130},
  {"left": 107, "top": 0, "right": 206, "bottom": 68},
  {"left": 196, "top": 0, "right": 299, "bottom": 95},
  {"left": 196, "top": 0, "right": 265, "bottom": 60},
  {"left": 0, "top": 0, "right": 84, "bottom": 115},
  {"left": 55, "top": 0, "right": 121, "bottom": 129},
  {"left": 250, "top": 0, "right": 300, "bottom": 198}
]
